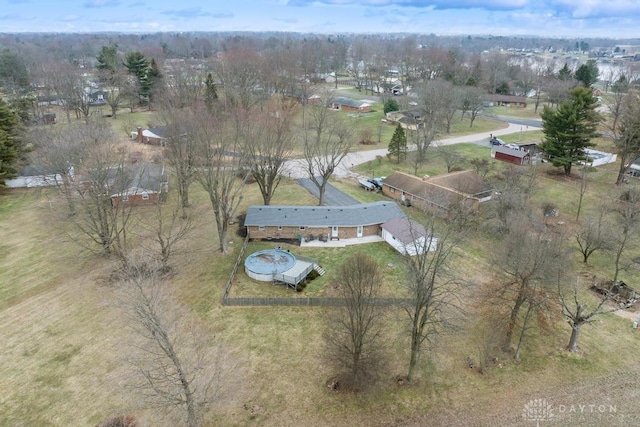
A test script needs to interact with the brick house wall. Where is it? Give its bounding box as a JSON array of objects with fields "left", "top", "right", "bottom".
[
  {"left": 111, "top": 191, "right": 160, "bottom": 208},
  {"left": 247, "top": 224, "right": 380, "bottom": 240}
]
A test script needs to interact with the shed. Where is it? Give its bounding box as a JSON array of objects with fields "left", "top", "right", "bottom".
[{"left": 492, "top": 146, "right": 531, "bottom": 166}]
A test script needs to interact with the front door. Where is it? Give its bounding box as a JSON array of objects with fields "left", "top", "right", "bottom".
[
  {"left": 332, "top": 226, "right": 339, "bottom": 238},
  {"left": 356, "top": 225, "right": 363, "bottom": 238}
]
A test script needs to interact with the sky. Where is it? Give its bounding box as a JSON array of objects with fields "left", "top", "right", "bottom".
[{"left": 2, "top": 0, "right": 640, "bottom": 38}]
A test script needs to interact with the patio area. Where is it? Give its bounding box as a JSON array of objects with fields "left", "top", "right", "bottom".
[{"left": 299, "top": 235, "right": 384, "bottom": 248}]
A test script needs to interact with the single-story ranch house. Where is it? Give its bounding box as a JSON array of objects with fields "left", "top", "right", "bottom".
[
  {"left": 382, "top": 171, "right": 492, "bottom": 214},
  {"left": 131, "top": 126, "right": 167, "bottom": 146},
  {"left": 328, "top": 97, "right": 372, "bottom": 113},
  {"left": 485, "top": 94, "right": 527, "bottom": 108},
  {"left": 245, "top": 201, "right": 404, "bottom": 242},
  {"left": 245, "top": 201, "right": 437, "bottom": 255},
  {"left": 109, "top": 162, "right": 168, "bottom": 207}
]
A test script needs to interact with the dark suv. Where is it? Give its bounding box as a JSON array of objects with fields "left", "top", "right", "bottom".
[{"left": 490, "top": 137, "right": 505, "bottom": 146}]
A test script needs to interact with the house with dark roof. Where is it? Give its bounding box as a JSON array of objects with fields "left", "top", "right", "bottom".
[
  {"left": 385, "top": 110, "right": 424, "bottom": 130},
  {"left": 244, "top": 201, "right": 404, "bottom": 242},
  {"left": 131, "top": 126, "right": 167, "bottom": 146},
  {"left": 486, "top": 94, "right": 527, "bottom": 108},
  {"left": 382, "top": 171, "right": 492, "bottom": 214},
  {"left": 328, "top": 96, "right": 372, "bottom": 113},
  {"left": 109, "top": 162, "right": 168, "bottom": 207},
  {"left": 381, "top": 216, "right": 437, "bottom": 256}
]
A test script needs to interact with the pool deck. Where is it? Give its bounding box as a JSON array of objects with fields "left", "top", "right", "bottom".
[{"left": 299, "top": 235, "right": 384, "bottom": 248}]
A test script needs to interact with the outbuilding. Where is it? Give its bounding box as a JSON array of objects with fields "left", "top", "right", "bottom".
[
  {"left": 380, "top": 216, "right": 437, "bottom": 256},
  {"left": 491, "top": 146, "right": 531, "bottom": 166}
]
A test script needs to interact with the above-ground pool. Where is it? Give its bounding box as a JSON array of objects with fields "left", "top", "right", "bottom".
[{"left": 244, "top": 249, "right": 297, "bottom": 282}]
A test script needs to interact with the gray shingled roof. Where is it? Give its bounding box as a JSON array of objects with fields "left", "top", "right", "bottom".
[
  {"left": 381, "top": 216, "right": 428, "bottom": 245},
  {"left": 493, "top": 146, "right": 530, "bottom": 158},
  {"left": 245, "top": 201, "right": 405, "bottom": 227}
]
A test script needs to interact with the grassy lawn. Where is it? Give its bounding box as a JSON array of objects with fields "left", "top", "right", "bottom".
[
  {"left": 5, "top": 106, "right": 640, "bottom": 426},
  {"left": 486, "top": 102, "right": 545, "bottom": 119}
]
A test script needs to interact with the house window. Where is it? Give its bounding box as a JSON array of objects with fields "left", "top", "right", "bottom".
[
  {"left": 299, "top": 226, "right": 306, "bottom": 231},
  {"left": 259, "top": 226, "right": 265, "bottom": 231},
  {"left": 141, "top": 192, "right": 149, "bottom": 200},
  {"left": 390, "top": 188, "right": 395, "bottom": 193},
  {"left": 122, "top": 194, "right": 129, "bottom": 202},
  {"left": 277, "top": 226, "right": 282, "bottom": 231}
]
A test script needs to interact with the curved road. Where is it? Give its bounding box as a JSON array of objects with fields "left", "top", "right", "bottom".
[{"left": 285, "top": 119, "right": 542, "bottom": 180}]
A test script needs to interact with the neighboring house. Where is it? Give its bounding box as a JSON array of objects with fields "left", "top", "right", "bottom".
[
  {"left": 382, "top": 171, "right": 492, "bottom": 214},
  {"left": 109, "top": 162, "right": 168, "bottom": 207},
  {"left": 86, "top": 88, "right": 108, "bottom": 106},
  {"left": 5, "top": 165, "right": 68, "bottom": 188},
  {"left": 378, "top": 82, "right": 405, "bottom": 95},
  {"left": 627, "top": 158, "right": 640, "bottom": 178},
  {"left": 486, "top": 94, "right": 527, "bottom": 108},
  {"left": 131, "top": 126, "right": 167, "bottom": 146},
  {"left": 385, "top": 110, "right": 423, "bottom": 130},
  {"left": 381, "top": 216, "right": 437, "bottom": 256},
  {"left": 282, "top": 91, "right": 322, "bottom": 106},
  {"left": 244, "top": 201, "right": 405, "bottom": 242},
  {"left": 491, "top": 145, "right": 532, "bottom": 166},
  {"left": 328, "top": 97, "right": 372, "bottom": 113}
]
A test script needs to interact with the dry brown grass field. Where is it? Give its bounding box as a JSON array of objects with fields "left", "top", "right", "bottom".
[{"left": 3, "top": 110, "right": 640, "bottom": 426}]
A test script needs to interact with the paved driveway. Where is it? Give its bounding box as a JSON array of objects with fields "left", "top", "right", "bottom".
[{"left": 295, "top": 177, "right": 360, "bottom": 206}]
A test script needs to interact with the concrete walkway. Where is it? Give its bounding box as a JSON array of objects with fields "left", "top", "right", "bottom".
[
  {"left": 285, "top": 120, "right": 541, "bottom": 179},
  {"left": 300, "top": 235, "right": 385, "bottom": 248}
]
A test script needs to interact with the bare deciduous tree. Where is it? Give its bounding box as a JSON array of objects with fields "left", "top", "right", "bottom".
[
  {"left": 242, "top": 98, "right": 296, "bottom": 205},
  {"left": 559, "top": 278, "right": 618, "bottom": 352},
  {"left": 611, "top": 189, "right": 640, "bottom": 283},
  {"left": 160, "top": 108, "right": 198, "bottom": 218},
  {"left": 195, "top": 109, "right": 248, "bottom": 253},
  {"left": 403, "top": 216, "right": 464, "bottom": 381},
  {"left": 436, "top": 144, "right": 464, "bottom": 173},
  {"left": 610, "top": 91, "right": 640, "bottom": 185},
  {"left": 301, "top": 101, "right": 352, "bottom": 206},
  {"left": 114, "top": 262, "right": 230, "bottom": 427},
  {"left": 498, "top": 221, "right": 566, "bottom": 355},
  {"left": 139, "top": 201, "right": 196, "bottom": 272},
  {"left": 575, "top": 208, "right": 612, "bottom": 263},
  {"left": 324, "top": 252, "right": 385, "bottom": 390}
]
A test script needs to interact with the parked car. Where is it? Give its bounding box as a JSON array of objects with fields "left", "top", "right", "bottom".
[
  {"left": 367, "top": 177, "right": 384, "bottom": 190},
  {"left": 358, "top": 178, "right": 376, "bottom": 191},
  {"left": 490, "top": 137, "right": 505, "bottom": 146}
]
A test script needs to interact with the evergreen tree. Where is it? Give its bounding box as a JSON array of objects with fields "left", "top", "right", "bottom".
[
  {"left": 204, "top": 72, "right": 218, "bottom": 113},
  {"left": 558, "top": 63, "right": 572, "bottom": 81},
  {"left": 0, "top": 49, "right": 29, "bottom": 93},
  {"left": 146, "top": 58, "right": 163, "bottom": 102},
  {"left": 388, "top": 124, "right": 407, "bottom": 163},
  {"left": 124, "top": 51, "right": 150, "bottom": 102},
  {"left": 383, "top": 98, "right": 399, "bottom": 114},
  {"left": 540, "top": 87, "right": 601, "bottom": 176},
  {"left": 0, "top": 99, "right": 20, "bottom": 186},
  {"left": 574, "top": 60, "right": 599, "bottom": 88},
  {"left": 96, "top": 44, "right": 120, "bottom": 74}
]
